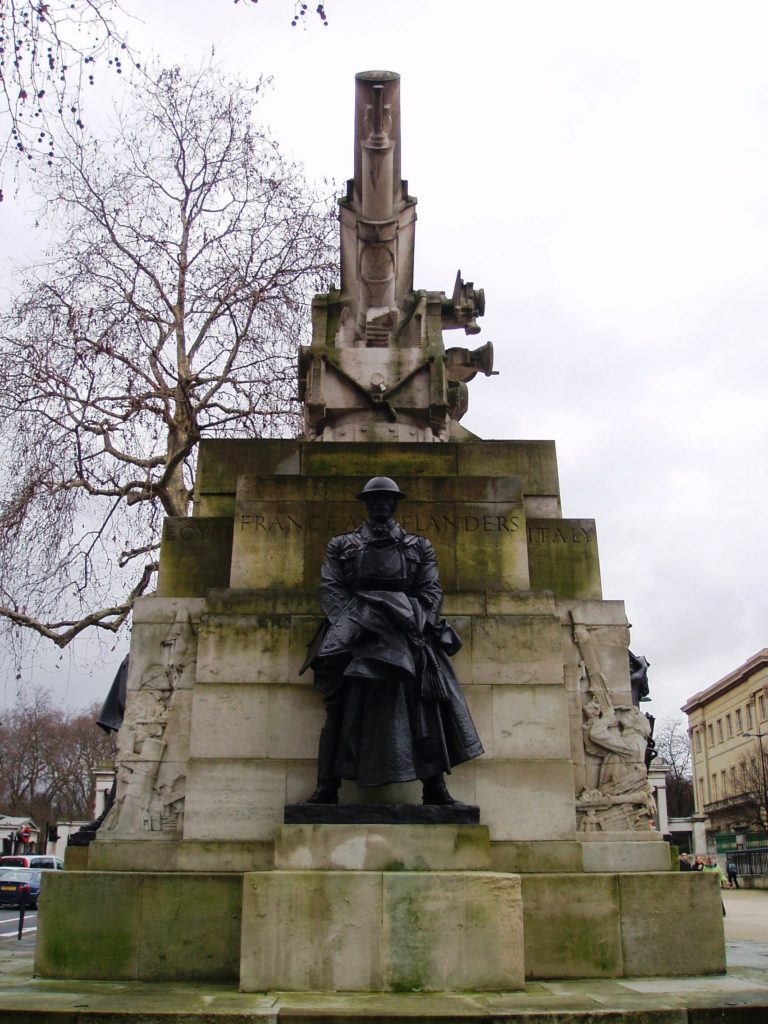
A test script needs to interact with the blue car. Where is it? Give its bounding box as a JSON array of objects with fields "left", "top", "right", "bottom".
[{"left": 0, "top": 868, "right": 42, "bottom": 909}]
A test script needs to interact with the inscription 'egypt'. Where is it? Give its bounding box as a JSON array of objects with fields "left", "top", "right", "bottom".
[{"left": 239, "top": 511, "right": 522, "bottom": 534}]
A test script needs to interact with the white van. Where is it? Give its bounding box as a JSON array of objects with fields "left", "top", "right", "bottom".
[{"left": 0, "top": 855, "right": 64, "bottom": 870}]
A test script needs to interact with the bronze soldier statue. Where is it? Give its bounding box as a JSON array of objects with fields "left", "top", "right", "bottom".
[{"left": 301, "top": 476, "right": 483, "bottom": 805}]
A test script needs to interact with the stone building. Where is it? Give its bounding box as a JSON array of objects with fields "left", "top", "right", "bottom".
[{"left": 682, "top": 648, "right": 768, "bottom": 846}]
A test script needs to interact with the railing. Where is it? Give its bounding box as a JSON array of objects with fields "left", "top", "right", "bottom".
[
  {"left": 715, "top": 831, "right": 768, "bottom": 853},
  {"left": 730, "top": 847, "right": 768, "bottom": 876}
]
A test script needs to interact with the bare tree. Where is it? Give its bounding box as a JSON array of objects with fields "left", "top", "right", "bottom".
[
  {"left": 653, "top": 717, "right": 694, "bottom": 817},
  {"left": 234, "top": 1, "right": 329, "bottom": 29},
  {"left": 0, "top": 0, "right": 132, "bottom": 188},
  {"left": 735, "top": 745, "right": 768, "bottom": 830},
  {"left": 0, "top": 62, "right": 336, "bottom": 652},
  {"left": 0, "top": 686, "right": 115, "bottom": 823},
  {"left": 1, "top": 2, "right": 331, "bottom": 193}
]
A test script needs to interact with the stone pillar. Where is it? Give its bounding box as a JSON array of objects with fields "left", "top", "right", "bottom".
[{"left": 693, "top": 814, "right": 708, "bottom": 855}]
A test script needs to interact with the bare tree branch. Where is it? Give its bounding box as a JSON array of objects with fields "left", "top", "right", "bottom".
[
  {"left": 0, "top": 0, "right": 136, "bottom": 190},
  {"left": 0, "top": 61, "right": 336, "bottom": 650}
]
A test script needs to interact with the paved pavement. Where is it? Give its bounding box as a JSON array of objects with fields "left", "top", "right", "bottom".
[{"left": 0, "top": 888, "right": 766, "bottom": 1021}]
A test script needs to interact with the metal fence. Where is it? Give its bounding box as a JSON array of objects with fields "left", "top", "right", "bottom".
[
  {"left": 730, "top": 847, "right": 768, "bottom": 876},
  {"left": 715, "top": 831, "right": 768, "bottom": 853}
]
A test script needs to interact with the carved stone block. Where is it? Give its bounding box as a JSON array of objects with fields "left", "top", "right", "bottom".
[
  {"left": 273, "top": 823, "right": 490, "bottom": 871},
  {"left": 239, "top": 869, "right": 524, "bottom": 992}
]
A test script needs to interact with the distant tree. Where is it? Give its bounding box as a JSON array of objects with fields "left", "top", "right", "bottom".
[
  {"left": 0, "top": 62, "right": 336, "bottom": 652},
  {"left": 0, "top": 686, "right": 115, "bottom": 824},
  {"left": 653, "top": 717, "right": 695, "bottom": 817}
]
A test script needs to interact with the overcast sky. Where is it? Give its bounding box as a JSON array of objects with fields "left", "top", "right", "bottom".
[{"left": 2, "top": 0, "right": 767, "bottom": 726}]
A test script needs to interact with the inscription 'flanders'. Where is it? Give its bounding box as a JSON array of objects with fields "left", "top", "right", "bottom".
[{"left": 239, "top": 512, "right": 521, "bottom": 534}]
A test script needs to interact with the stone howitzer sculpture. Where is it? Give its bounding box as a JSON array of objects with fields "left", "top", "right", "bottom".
[{"left": 299, "top": 71, "right": 496, "bottom": 443}]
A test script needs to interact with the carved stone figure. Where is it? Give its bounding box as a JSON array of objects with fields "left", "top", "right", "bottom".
[
  {"left": 298, "top": 71, "right": 496, "bottom": 443},
  {"left": 102, "top": 610, "right": 196, "bottom": 835},
  {"left": 301, "top": 476, "right": 483, "bottom": 804},
  {"left": 570, "top": 613, "right": 656, "bottom": 831}
]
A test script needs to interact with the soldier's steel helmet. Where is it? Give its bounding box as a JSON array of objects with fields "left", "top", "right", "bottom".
[{"left": 356, "top": 477, "right": 407, "bottom": 501}]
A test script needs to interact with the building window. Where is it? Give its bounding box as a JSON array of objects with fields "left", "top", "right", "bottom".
[
  {"left": 708, "top": 724, "right": 715, "bottom": 745},
  {"left": 730, "top": 765, "right": 737, "bottom": 793},
  {"left": 698, "top": 777, "right": 704, "bottom": 811},
  {"left": 717, "top": 719, "right": 724, "bottom": 743},
  {"left": 696, "top": 730, "right": 702, "bottom": 752},
  {"left": 726, "top": 714, "right": 733, "bottom": 738},
  {"left": 711, "top": 773, "right": 718, "bottom": 799},
  {"left": 747, "top": 704, "right": 754, "bottom": 728},
  {"left": 759, "top": 695, "right": 766, "bottom": 721},
  {"left": 721, "top": 770, "right": 727, "bottom": 795},
  {"left": 736, "top": 708, "right": 743, "bottom": 732}
]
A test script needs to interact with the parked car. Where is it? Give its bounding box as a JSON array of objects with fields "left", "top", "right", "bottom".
[
  {"left": 0, "top": 855, "right": 63, "bottom": 870},
  {"left": 0, "top": 869, "right": 42, "bottom": 909}
]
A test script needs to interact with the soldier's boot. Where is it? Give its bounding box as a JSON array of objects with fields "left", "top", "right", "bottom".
[
  {"left": 422, "top": 773, "right": 458, "bottom": 806},
  {"left": 304, "top": 779, "right": 341, "bottom": 804}
]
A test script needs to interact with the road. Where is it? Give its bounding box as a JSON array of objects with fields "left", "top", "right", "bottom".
[
  {"left": 723, "top": 886, "right": 768, "bottom": 941},
  {"left": 0, "top": 908, "right": 37, "bottom": 952}
]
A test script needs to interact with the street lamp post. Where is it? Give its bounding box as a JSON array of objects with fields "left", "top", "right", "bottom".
[{"left": 743, "top": 729, "right": 768, "bottom": 829}]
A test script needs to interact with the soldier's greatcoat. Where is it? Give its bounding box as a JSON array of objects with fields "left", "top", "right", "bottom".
[{"left": 304, "top": 519, "right": 483, "bottom": 786}]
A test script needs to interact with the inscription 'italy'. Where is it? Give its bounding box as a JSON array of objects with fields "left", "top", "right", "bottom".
[{"left": 527, "top": 525, "right": 594, "bottom": 544}]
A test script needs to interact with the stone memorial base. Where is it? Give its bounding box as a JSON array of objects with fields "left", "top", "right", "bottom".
[
  {"left": 37, "top": 437, "right": 726, "bottom": 988},
  {"left": 38, "top": 824, "right": 726, "bottom": 985},
  {"left": 240, "top": 868, "right": 523, "bottom": 993}
]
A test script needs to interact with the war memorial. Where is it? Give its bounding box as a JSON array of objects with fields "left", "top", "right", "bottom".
[{"left": 35, "top": 71, "right": 726, "bottom": 994}]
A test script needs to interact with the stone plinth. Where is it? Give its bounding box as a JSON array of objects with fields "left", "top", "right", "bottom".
[
  {"left": 36, "top": 871, "right": 242, "bottom": 981},
  {"left": 580, "top": 832, "right": 671, "bottom": 872},
  {"left": 521, "top": 871, "right": 725, "bottom": 979},
  {"left": 283, "top": 804, "right": 480, "bottom": 825},
  {"left": 273, "top": 823, "right": 490, "bottom": 871},
  {"left": 35, "top": 866, "right": 725, "bottom": 983},
  {"left": 239, "top": 870, "right": 524, "bottom": 993}
]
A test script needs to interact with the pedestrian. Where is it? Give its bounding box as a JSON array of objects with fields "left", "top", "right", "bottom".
[
  {"left": 679, "top": 852, "right": 693, "bottom": 871},
  {"left": 703, "top": 856, "right": 728, "bottom": 888},
  {"left": 702, "top": 856, "right": 728, "bottom": 916},
  {"left": 693, "top": 854, "right": 705, "bottom": 871},
  {"left": 726, "top": 858, "right": 739, "bottom": 889}
]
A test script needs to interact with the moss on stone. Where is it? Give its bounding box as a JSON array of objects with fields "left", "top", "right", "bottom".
[
  {"left": 156, "top": 516, "right": 234, "bottom": 597},
  {"left": 527, "top": 518, "right": 602, "bottom": 599}
]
